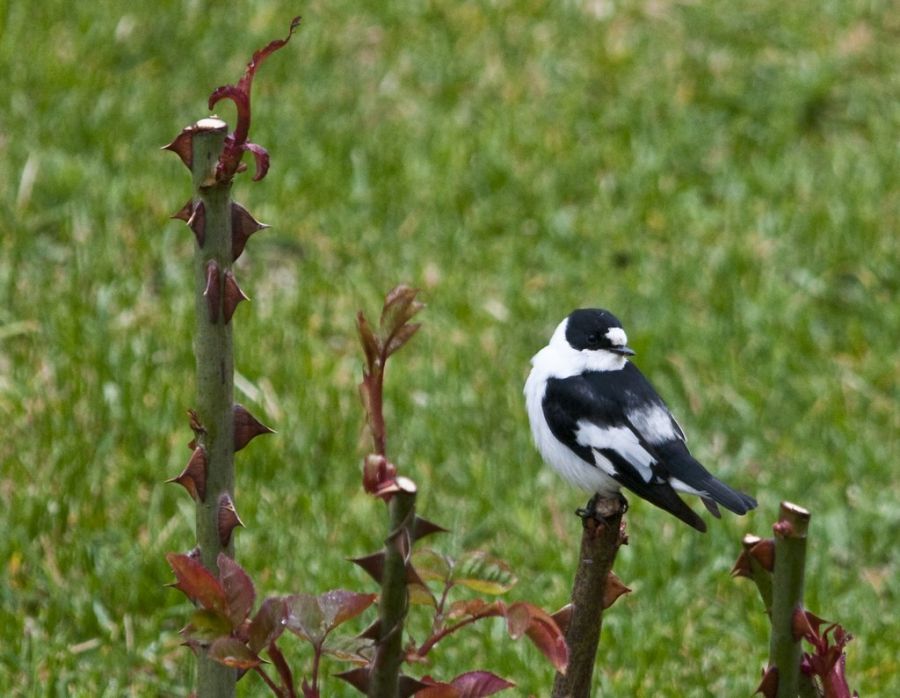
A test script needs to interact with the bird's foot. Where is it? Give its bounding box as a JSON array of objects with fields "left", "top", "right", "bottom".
[{"left": 576, "top": 492, "right": 629, "bottom": 529}]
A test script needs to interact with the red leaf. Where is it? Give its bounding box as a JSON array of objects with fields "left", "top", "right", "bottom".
[
  {"left": 244, "top": 142, "right": 271, "bottom": 181},
  {"left": 506, "top": 602, "right": 568, "bottom": 674},
  {"left": 208, "top": 636, "right": 261, "bottom": 669},
  {"left": 450, "top": 671, "right": 515, "bottom": 697},
  {"left": 166, "top": 552, "right": 228, "bottom": 616},
  {"left": 247, "top": 596, "right": 288, "bottom": 655},
  {"left": 319, "top": 590, "right": 377, "bottom": 632},
  {"left": 415, "top": 671, "right": 515, "bottom": 698},
  {"left": 217, "top": 553, "right": 256, "bottom": 627},
  {"left": 207, "top": 16, "right": 301, "bottom": 183},
  {"left": 356, "top": 311, "right": 380, "bottom": 371}
]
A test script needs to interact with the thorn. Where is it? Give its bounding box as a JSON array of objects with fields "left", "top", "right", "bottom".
[
  {"left": 187, "top": 201, "right": 206, "bottom": 247},
  {"left": 349, "top": 551, "right": 386, "bottom": 584},
  {"left": 187, "top": 411, "right": 204, "bottom": 450},
  {"left": 204, "top": 260, "right": 221, "bottom": 324},
  {"left": 756, "top": 665, "right": 778, "bottom": 698},
  {"left": 749, "top": 538, "right": 775, "bottom": 572},
  {"left": 218, "top": 493, "right": 244, "bottom": 546},
  {"left": 357, "top": 619, "right": 381, "bottom": 642},
  {"left": 603, "top": 571, "right": 631, "bottom": 609},
  {"left": 231, "top": 202, "right": 269, "bottom": 261},
  {"left": 412, "top": 515, "right": 449, "bottom": 542},
  {"left": 334, "top": 668, "right": 369, "bottom": 694},
  {"left": 171, "top": 199, "right": 193, "bottom": 222},
  {"left": 222, "top": 270, "right": 249, "bottom": 324},
  {"left": 233, "top": 404, "right": 273, "bottom": 452},
  {"left": 166, "top": 447, "right": 208, "bottom": 501},
  {"left": 162, "top": 127, "right": 194, "bottom": 169},
  {"left": 551, "top": 604, "right": 573, "bottom": 634}
]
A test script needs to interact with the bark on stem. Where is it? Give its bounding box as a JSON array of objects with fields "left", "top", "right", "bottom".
[
  {"left": 368, "top": 481, "right": 417, "bottom": 698},
  {"left": 769, "top": 502, "right": 811, "bottom": 698},
  {"left": 190, "top": 118, "right": 238, "bottom": 698},
  {"left": 552, "top": 501, "right": 626, "bottom": 698}
]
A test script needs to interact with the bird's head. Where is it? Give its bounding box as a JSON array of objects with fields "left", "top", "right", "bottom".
[{"left": 554, "top": 308, "right": 636, "bottom": 358}]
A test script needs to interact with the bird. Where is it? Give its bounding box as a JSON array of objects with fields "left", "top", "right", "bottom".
[{"left": 524, "top": 308, "right": 757, "bottom": 532}]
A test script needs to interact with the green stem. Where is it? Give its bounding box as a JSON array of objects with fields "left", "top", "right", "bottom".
[
  {"left": 368, "top": 483, "right": 417, "bottom": 698},
  {"left": 769, "top": 502, "right": 811, "bottom": 698},
  {"left": 552, "top": 502, "right": 626, "bottom": 698},
  {"left": 190, "top": 118, "right": 237, "bottom": 698}
]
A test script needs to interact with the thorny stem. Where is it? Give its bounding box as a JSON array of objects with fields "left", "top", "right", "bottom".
[
  {"left": 368, "top": 485, "right": 416, "bottom": 698},
  {"left": 552, "top": 503, "right": 627, "bottom": 698},
  {"left": 769, "top": 502, "right": 811, "bottom": 698},
  {"left": 190, "top": 118, "right": 238, "bottom": 698}
]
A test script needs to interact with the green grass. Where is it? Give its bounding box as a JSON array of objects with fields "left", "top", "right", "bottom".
[{"left": 1, "top": 0, "right": 898, "bottom": 695}]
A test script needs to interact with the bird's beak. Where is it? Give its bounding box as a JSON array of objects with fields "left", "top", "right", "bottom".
[{"left": 610, "top": 345, "right": 635, "bottom": 356}]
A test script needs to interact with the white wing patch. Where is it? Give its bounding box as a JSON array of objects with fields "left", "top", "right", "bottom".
[
  {"left": 628, "top": 405, "right": 681, "bottom": 444},
  {"left": 576, "top": 421, "right": 656, "bottom": 483}
]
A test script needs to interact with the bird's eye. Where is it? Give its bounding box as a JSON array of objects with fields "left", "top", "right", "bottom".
[{"left": 587, "top": 332, "right": 601, "bottom": 345}]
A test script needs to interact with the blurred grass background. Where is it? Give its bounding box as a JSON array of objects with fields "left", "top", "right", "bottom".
[{"left": 1, "top": 0, "right": 898, "bottom": 695}]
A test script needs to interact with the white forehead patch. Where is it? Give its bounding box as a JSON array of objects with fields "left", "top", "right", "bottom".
[{"left": 605, "top": 327, "right": 628, "bottom": 347}]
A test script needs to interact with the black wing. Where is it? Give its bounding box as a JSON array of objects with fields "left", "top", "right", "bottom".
[{"left": 543, "top": 369, "right": 709, "bottom": 532}]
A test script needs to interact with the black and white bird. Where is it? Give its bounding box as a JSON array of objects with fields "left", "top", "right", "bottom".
[{"left": 525, "top": 308, "right": 757, "bottom": 532}]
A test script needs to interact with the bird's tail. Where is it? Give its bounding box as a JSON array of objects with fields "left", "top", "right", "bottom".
[{"left": 699, "top": 475, "right": 758, "bottom": 515}]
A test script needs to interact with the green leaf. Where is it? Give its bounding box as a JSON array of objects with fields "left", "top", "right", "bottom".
[
  {"left": 208, "top": 636, "right": 262, "bottom": 669},
  {"left": 408, "top": 582, "right": 437, "bottom": 608},
  {"left": 412, "top": 548, "right": 451, "bottom": 583},
  {"left": 451, "top": 551, "right": 517, "bottom": 595},
  {"left": 183, "top": 608, "right": 232, "bottom": 643},
  {"left": 217, "top": 553, "right": 256, "bottom": 627},
  {"left": 321, "top": 634, "right": 374, "bottom": 665}
]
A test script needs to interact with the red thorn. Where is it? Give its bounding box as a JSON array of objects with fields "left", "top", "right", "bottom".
[
  {"left": 233, "top": 404, "right": 274, "bottom": 452},
  {"left": 222, "top": 270, "right": 249, "bottom": 324},
  {"left": 603, "top": 572, "right": 631, "bottom": 609},
  {"left": 167, "top": 447, "right": 208, "bottom": 501},
  {"left": 203, "top": 260, "right": 221, "bottom": 324},
  {"left": 162, "top": 128, "right": 194, "bottom": 169},
  {"left": 187, "top": 201, "right": 206, "bottom": 247},
  {"left": 756, "top": 666, "right": 778, "bottom": 697},
  {"left": 231, "top": 202, "right": 269, "bottom": 261},
  {"left": 218, "top": 494, "right": 244, "bottom": 546},
  {"left": 171, "top": 199, "right": 193, "bottom": 222}
]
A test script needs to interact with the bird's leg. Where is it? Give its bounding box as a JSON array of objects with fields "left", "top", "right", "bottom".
[{"left": 576, "top": 492, "right": 629, "bottom": 528}]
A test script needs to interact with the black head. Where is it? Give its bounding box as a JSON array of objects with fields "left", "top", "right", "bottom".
[{"left": 564, "top": 308, "right": 635, "bottom": 355}]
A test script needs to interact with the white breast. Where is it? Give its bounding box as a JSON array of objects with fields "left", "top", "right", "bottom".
[{"left": 524, "top": 346, "right": 621, "bottom": 495}]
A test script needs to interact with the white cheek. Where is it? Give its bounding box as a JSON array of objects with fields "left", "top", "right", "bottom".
[{"left": 605, "top": 327, "right": 628, "bottom": 347}]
